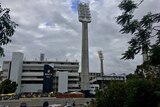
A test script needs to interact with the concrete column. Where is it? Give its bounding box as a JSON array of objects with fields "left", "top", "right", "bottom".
[
  {"left": 100, "top": 58, "right": 104, "bottom": 89},
  {"left": 10, "top": 52, "right": 24, "bottom": 94},
  {"left": 81, "top": 22, "right": 90, "bottom": 90}
]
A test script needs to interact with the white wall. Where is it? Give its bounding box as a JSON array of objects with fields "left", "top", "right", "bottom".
[
  {"left": 58, "top": 71, "right": 68, "bottom": 93},
  {"left": 10, "top": 52, "right": 24, "bottom": 94}
]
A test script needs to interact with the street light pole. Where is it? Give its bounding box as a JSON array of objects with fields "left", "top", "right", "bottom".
[
  {"left": 98, "top": 50, "right": 104, "bottom": 89},
  {"left": 78, "top": 2, "right": 91, "bottom": 91}
]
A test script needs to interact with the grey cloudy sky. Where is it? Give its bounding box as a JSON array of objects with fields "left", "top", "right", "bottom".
[{"left": 0, "top": 0, "right": 159, "bottom": 75}]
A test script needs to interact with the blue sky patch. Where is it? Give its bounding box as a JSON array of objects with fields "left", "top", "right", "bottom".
[{"left": 71, "top": 0, "right": 80, "bottom": 12}]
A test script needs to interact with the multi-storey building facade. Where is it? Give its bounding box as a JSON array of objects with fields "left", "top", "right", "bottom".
[
  {"left": 1, "top": 52, "right": 80, "bottom": 94},
  {"left": 0, "top": 52, "right": 126, "bottom": 94}
]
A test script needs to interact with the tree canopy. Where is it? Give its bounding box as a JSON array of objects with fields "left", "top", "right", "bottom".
[
  {"left": 96, "top": 82, "right": 126, "bottom": 107},
  {"left": 94, "top": 1, "right": 160, "bottom": 107},
  {"left": 95, "top": 79, "right": 159, "bottom": 107},
  {"left": 0, "top": 4, "right": 18, "bottom": 56},
  {"left": 125, "top": 79, "right": 158, "bottom": 107},
  {"left": 116, "top": 0, "right": 160, "bottom": 65},
  {"left": 0, "top": 79, "right": 18, "bottom": 94}
]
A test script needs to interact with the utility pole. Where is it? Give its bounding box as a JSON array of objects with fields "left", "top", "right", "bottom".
[
  {"left": 78, "top": 2, "right": 91, "bottom": 91},
  {"left": 98, "top": 50, "right": 104, "bottom": 89}
]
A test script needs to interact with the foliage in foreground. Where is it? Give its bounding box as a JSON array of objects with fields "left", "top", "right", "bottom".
[
  {"left": 96, "top": 82, "right": 126, "bottom": 107},
  {"left": 0, "top": 79, "right": 18, "bottom": 94},
  {"left": 0, "top": 4, "right": 18, "bottom": 56},
  {"left": 116, "top": 0, "right": 160, "bottom": 66},
  {"left": 95, "top": 79, "right": 159, "bottom": 107},
  {"left": 95, "top": 0, "right": 160, "bottom": 106}
]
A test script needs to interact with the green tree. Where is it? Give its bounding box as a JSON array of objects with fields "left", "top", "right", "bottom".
[
  {"left": 0, "top": 4, "right": 18, "bottom": 56},
  {"left": 95, "top": 79, "right": 159, "bottom": 107},
  {"left": 149, "top": 45, "right": 160, "bottom": 66},
  {"left": 96, "top": 82, "right": 126, "bottom": 107},
  {"left": 0, "top": 79, "right": 18, "bottom": 94},
  {"left": 116, "top": 0, "right": 160, "bottom": 65},
  {"left": 125, "top": 79, "right": 158, "bottom": 107},
  {"left": 126, "top": 73, "right": 144, "bottom": 80}
]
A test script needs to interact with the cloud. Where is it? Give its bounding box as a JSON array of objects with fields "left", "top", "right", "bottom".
[{"left": 0, "top": 0, "right": 159, "bottom": 75}]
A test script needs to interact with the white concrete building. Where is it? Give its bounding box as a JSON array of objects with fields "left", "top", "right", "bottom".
[
  {"left": 0, "top": 52, "right": 126, "bottom": 94},
  {"left": 1, "top": 52, "right": 80, "bottom": 94}
]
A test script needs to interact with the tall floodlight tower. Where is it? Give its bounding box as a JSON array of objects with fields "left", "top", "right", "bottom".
[
  {"left": 78, "top": 2, "right": 91, "bottom": 91},
  {"left": 98, "top": 50, "right": 104, "bottom": 88}
]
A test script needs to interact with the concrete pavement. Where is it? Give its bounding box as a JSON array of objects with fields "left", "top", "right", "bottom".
[{"left": 0, "top": 97, "right": 93, "bottom": 107}]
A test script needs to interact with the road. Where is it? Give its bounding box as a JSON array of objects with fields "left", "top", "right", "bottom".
[{"left": 0, "top": 97, "right": 93, "bottom": 107}]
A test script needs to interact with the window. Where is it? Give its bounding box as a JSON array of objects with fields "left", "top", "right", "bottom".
[
  {"left": 4, "top": 61, "right": 10, "bottom": 64},
  {"left": 3, "top": 69, "right": 8, "bottom": 72},
  {"left": 21, "top": 81, "right": 43, "bottom": 84}
]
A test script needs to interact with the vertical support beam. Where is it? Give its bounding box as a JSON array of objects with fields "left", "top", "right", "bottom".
[
  {"left": 81, "top": 22, "right": 90, "bottom": 90},
  {"left": 100, "top": 57, "right": 104, "bottom": 88},
  {"left": 98, "top": 50, "right": 104, "bottom": 89},
  {"left": 78, "top": 2, "right": 91, "bottom": 92},
  {"left": 10, "top": 52, "right": 24, "bottom": 94}
]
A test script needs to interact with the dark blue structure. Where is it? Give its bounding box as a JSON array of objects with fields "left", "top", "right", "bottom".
[{"left": 43, "top": 64, "right": 53, "bottom": 93}]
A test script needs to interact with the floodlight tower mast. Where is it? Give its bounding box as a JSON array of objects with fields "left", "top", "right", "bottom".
[
  {"left": 98, "top": 50, "right": 104, "bottom": 88},
  {"left": 78, "top": 2, "right": 91, "bottom": 91}
]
